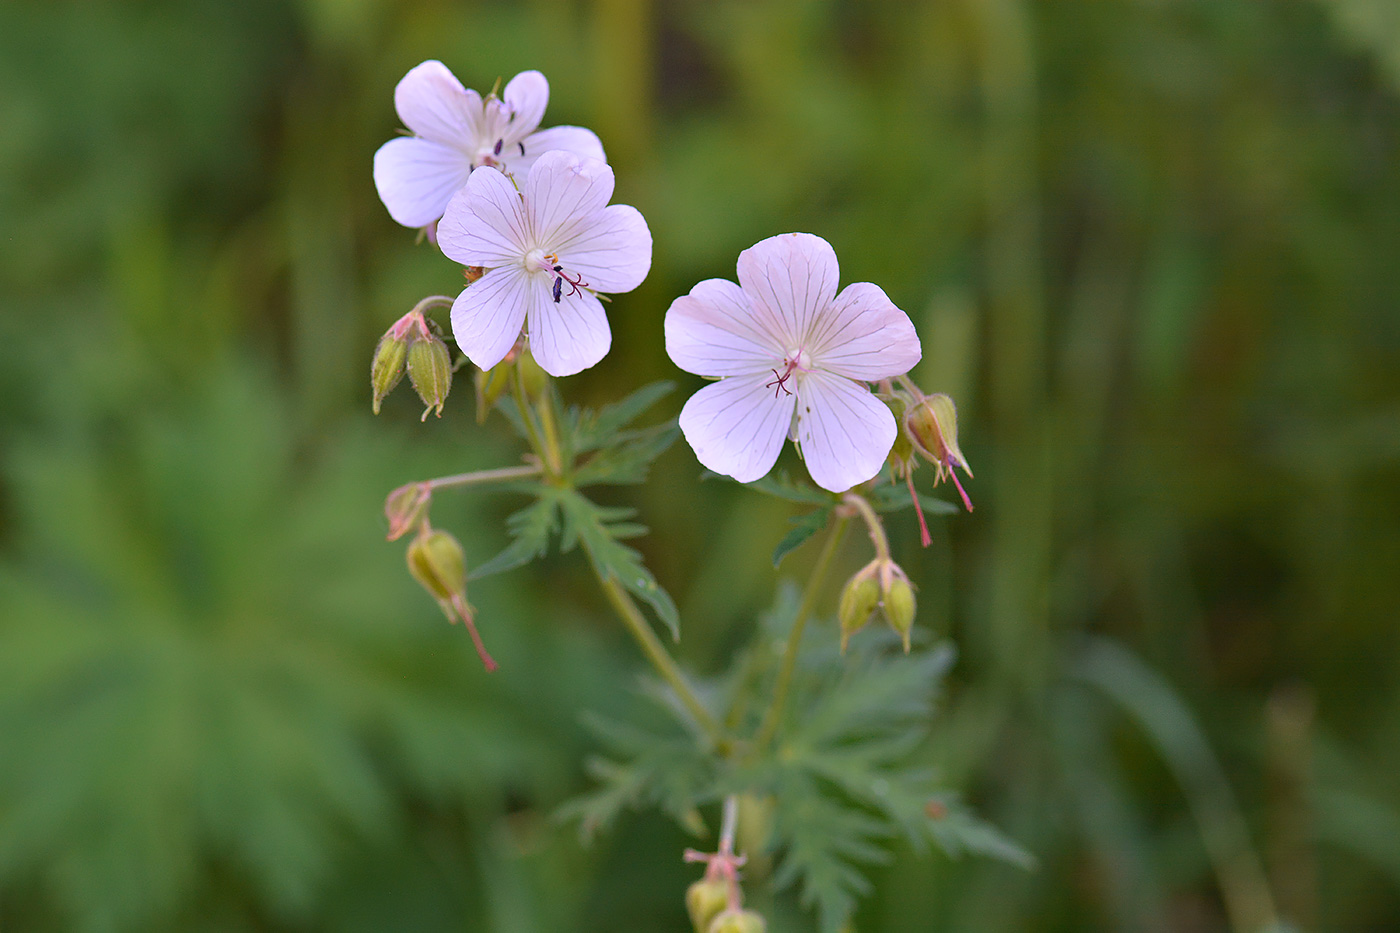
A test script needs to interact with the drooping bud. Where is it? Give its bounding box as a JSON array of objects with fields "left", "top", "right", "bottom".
[
  {"left": 686, "top": 879, "right": 731, "bottom": 933},
  {"left": 406, "top": 527, "right": 466, "bottom": 603},
  {"left": 708, "top": 909, "right": 767, "bottom": 933},
  {"left": 407, "top": 330, "right": 453, "bottom": 421},
  {"left": 882, "top": 564, "right": 917, "bottom": 652},
  {"left": 905, "top": 392, "right": 974, "bottom": 512},
  {"left": 370, "top": 326, "right": 410, "bottom": 414},
  {"left": 405, "top": 526, "right": 497, "bottom": 672},
  {"left": 838, "top": 560, "right": 882, "bottom": 653},
  {"left": 384, "top": 482, "right": 431, "bottom": 541}
]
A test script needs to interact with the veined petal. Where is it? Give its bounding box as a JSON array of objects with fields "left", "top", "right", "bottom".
[
  {"left": 810, "top": 282, "right": 922, "bottom": 380},
  {"left": 526, "top": 280, "right": 611, "bottom": 376},
  {"left": 373, "top": 136, "right": 472, "bottom": 229},
  {"left": 678, "top": 374, "right": 796, "bottom": 483},
  {"left": 795, "top": 370, "right": 896, "bottom": 493},
  {"left": 666, "top": 279, "right": 783, "bottom": 377},
  {"left": 557, "top": 204, "right": 651, "bottom": 293},
  {"left": 514, "top": 126, "right": 606, "bottom": 176},
  {"left": 450, "top": 266, "right": 532, "bottom": 372},
  {"left": 437, "top": 166, "right": 529, "bottom": 267},
  {"left": 524, "top": 151, "right": 615, "bottom": 246},
  {"left": 736, "top": 233, "right": 840, "bottom": 348},
  {"left": 503, "top": 71, "right": 548, "bottom": 138},
  {"left": 394, "top": 61, "right": 479, "bottom": 149}
]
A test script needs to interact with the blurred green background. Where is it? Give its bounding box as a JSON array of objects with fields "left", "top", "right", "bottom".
[{"left": 3, "top": 0, "right": 1400, "bottom": 930}]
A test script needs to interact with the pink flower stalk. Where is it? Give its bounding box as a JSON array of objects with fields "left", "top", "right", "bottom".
[
  {"left": 373, "top": 62, "right": 605, "bottom": 230},
  {"left": 436, "top": 151, "right": 652, "bottom": 378},
  {"left": 666, "top": 233, "right": 922, "bottom": 493}
]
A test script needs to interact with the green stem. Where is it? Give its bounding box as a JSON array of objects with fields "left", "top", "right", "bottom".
[
  {"left": 752, "top": 515, "right": 849, "bottom": 754},
  {"left": 843, "top": 492, "right": 890, "bottom": 562},
  {"left": 594, "top": 572, "right": 726, "bottom": 749},
  {"left": 411, "top": 295, "right": 455, "bottom": 317},
  {"left": 426, "top": 463, "right": 542, "bottom": 491},
  {"left": 510, "top": 364, "right": 558, "bottom": 477},
  {"left": 535, "top": 385, "right": 565, "bottom": 475}
]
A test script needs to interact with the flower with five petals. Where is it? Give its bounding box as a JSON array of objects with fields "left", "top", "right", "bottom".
[
  {"left": 665, "top": 233, "right": 922, "bottom": 493},
  {"left": 373, "top": 61, "right": 605, "bottom": 230},
  {"left": 437, "top": 150, "right": 652, "bottom": 378}
]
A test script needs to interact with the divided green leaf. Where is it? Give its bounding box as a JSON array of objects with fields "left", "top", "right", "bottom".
[
  {"left": 772, "top": 506, "right": 833, "bottom": 567},
  {"left": 469, "top": 486, "right": 561, "bottom": 580}
]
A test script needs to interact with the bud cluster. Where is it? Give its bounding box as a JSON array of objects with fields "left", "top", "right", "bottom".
[
  {"left": 371, "top": 308, "right": 454, "bottom": 419},
  {"left": 838, "top": 557, "right": 917, "bottom": 653}
]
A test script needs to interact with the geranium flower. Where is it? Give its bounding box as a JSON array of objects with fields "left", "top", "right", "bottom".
[
  {"left": 436, "top": 150, "right": 652, "bottom": 378},
  {"left": 665, "top": 233, "right": 921, "bottom": 493},
  {"left": 373, "top": 61, "right": 605, "bottom": 230}
]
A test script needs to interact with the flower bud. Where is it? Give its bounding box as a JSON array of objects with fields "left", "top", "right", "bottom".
[
  {"left": 884, "top": 393, "right": 915, "bottom": 478},
  {"left": 905, "top": 392, "right": 974, "bottom": 512},
  {"left": 517, "top": 345, "right": 549, "bottom": 400},
  {"left": 686, "top": 879, "right": 730, "bottom": 933},
  {"left": 384, "top": 482, "right": 431, "bottom": 541},
  {"left": 407, "top": 332, "right": 453, "bottom": 420},
  {"left": 708, "top": 909, "right": 766, "bottom": 933},
  {"left": 474, "top": 359, "right": 515, "bottom": 424},
  {"left": 370, "top": 329, "right": 409, "bottom": 415},
  {"left": 406, "top": 527, "right": 466, "bottom": 603},
  {"left": 882, "top": 566, "right": 917, "bottom": 653},
  {"left": 839, "top": 561, "right": 882, "bottom": 653}
]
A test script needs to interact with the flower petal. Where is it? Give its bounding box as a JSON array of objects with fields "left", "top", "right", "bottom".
[
  {"left": 678, "top": 373, "right": 797, "bottom": 483},
  {"left": 556, "top": 204, "right": 652, "bottom": 293},
  {"left": 794, "top": 370, "right": 896, "bottom": 492},
  {"left": 513, "top": 125, "right": 606, "bottom": 176},
  {"left": 503, "top": 70, "right": 549, "bottom": 138},
  {"left": 526, "top": 280, "right": 611, "bottom": 377},
  {"left": 736, "top": 232, "right": 840, "bottom": 348},
  {"left": 524, "top": 151, "right": 615, "bottom": 246},
  {"left": 373, "top": 136, "right": 473, "bottom": 229},
  {"left": 809, "top": 282, "right": 922, "bottom": 380},
  {"left": 450, "top": 266, "right": 532, "bottom": 372},
  {"left": 437, "top": 166, "right": 528, "bottom": 267},
  {"left": 666, "top": 279, "right": 783, "bottom": 377},
  {"left": 394, "top": 60, "right": 480, "bottom": 149}
]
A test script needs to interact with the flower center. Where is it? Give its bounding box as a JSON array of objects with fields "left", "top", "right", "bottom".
[
  {"left": 524, "top": 250, "right": 590, "bottom": 304},
  {"left": 765, "top": 348, "right": 812, "bottom": 398}
]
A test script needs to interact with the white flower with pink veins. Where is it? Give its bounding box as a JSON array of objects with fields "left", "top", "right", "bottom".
[
  {"left": 437, "top": 150, "right": 652, "bottom": 378},
  {"left": 666, "top": 233, "right": 922, "bottom": 493},
  {"left": 373, "top": 61, "right": 605, "bottom": 230}
]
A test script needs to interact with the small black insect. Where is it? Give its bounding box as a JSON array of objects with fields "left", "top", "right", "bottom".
[
  {"left": 518, "top": 141, "right": 526, "bottom": 157},
  {"left": 552, "top": 277, "right": 563, "bottom": 303},
  {"left": 493, "top": 138, "right": 503, "bottom": 156}
]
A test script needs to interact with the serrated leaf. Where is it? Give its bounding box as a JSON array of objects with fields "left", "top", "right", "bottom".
[
  {"left": 573, "top": 422, "right": 680, "bottom": 487},
  {"left": 572, "top": 381, "right": 674, "bottom": 453},
  {"left": 772, "top": 506, "right": 833, "bottom": 567},
  {"left": 866, "top": 481, "right": 959, "bottom": 516},
  {"left": 556, "top": 489, "right": 680, "bottom": 640},
  {"left": 927, "top": 799, "right": 1037, "bottom": 869},
  {"left": 468, "top": 488, "right": 560, "bottom": 579}
]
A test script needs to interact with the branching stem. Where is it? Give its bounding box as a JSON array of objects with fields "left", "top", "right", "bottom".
[{"left": 426, "top": 463, "right": 542, "bottom": 490}]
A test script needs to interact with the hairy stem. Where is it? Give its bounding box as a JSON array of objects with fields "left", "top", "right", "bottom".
[
  {"left": 843, "top": 491, "right": 890, "bottom": 562},
  {"left": 426, "top": 463, "right": 542, "bottom": 490},
  {"left": 411, "top": 294, "right": 456, "bottom": 317},
  {"left": 752, "top": 515, "right": 849, "bottom": 754},
  {"left": 510, "top": 364, "right": 560, "bottom": 477},
  {"left": 594, "top": 572, "right": 726, "bottom": 749}
]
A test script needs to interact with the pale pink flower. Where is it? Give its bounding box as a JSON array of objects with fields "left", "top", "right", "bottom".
[
  {"left": 373, "top": 62, "right": 605, "bottom": 230},
  {"left": 666, "top": 233, "right": 922, "bottom": 493},
  {"left": 436, "top": 151, "right": 652, "bottom": 378}
]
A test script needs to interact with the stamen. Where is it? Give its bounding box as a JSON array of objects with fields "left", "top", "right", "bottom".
[
  {"left": 493, "top": 138, "right": 504, "bottom": 156},
  {"left": 552, "top": 277, "right": 563, "bottom": 302}
]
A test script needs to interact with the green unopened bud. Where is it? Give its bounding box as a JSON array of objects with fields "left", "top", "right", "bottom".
[
  {"left": 370, "top": 330, "right": 409, "bottom": 414},
  {"left": 839, "top": 561, "right": 883, "bottom": 653},
  {"left": 708, "top": 909, "right": 766, "bottom": 933},
  {"left": 517, "top": 345, "right": 549, "bottom": 400},
  {"left": 384, "top": 482, "right": 431, "bottom": 541},
  {"left": 474, "top": 359, "right": 515, "bottom": 424},
  {"left": 686, "top": 879, "right": 730, "bottom": 933},
  {"left": 885, "top": 393, "right": 915, "bottom": 477},
  {"left": 905, "top": 391, "right": 974, "bottom": 511},
  {"left": 407, "top": 333, "right": 453, "bottom": 420},
  {"left": 882, "top": 567, "right": 917, "bottom": 653},
  {"left": 406, "top": 528, "right": 466, "bottom": 603}
]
